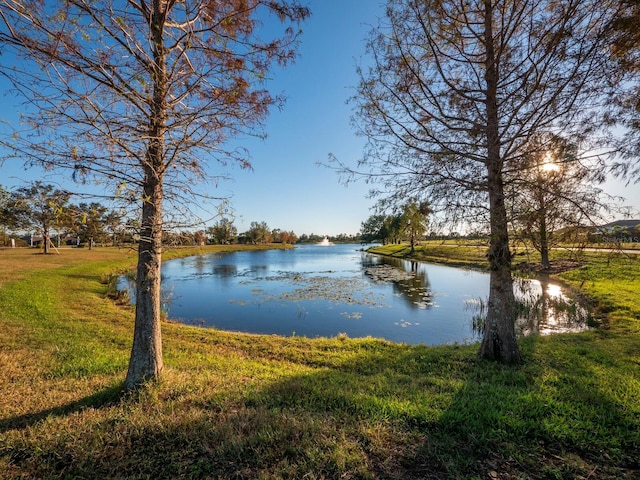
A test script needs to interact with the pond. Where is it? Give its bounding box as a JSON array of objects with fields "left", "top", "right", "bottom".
[{"left": 121, "top": 243, "right": 593, "bottom": 345}]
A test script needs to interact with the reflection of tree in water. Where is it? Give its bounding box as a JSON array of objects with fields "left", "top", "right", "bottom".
[
  {"left": 118, "top": 271, "right": 175, "bottom": 317},
  {"left": 181, "top": 255, "right": 238, "bottom": 280},
  {"left": 190, "top": 255, "right": 209, "bottom": 274},
  {"left": 212, "top": 264, "right": 238, "bottom": 278},
  {"left": 467, "top": 276, "right": 593, "bottom": 336},
  {"left": 513, "top": 277, "right": 594, "bottom": 335},
  {"left": 361, "top": 254, "right": 434, "bottom": 310}
]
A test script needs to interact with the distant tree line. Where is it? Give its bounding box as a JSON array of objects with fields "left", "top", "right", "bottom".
[
  {"left": 298, "top": 233, "right": 363, "bottom": 244},
  {"left": 0, "top": 182, "right": 312, "bottom": 249}
]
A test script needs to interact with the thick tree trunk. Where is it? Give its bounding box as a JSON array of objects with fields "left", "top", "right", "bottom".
[
  {"left": 125, "top": 0, "right": 167, "bottom": 389},
  {"left": 480, "top": 263, "right": 521, "bottom": 362},
  {"left": 125, "top": 175, "right": 164, "bottom": 389},
  {"left": 478, "top": 0, "right": 521, "bottom": 363},
  {"left": 480, "top": 164, "right": 521, "bottom": 362}
]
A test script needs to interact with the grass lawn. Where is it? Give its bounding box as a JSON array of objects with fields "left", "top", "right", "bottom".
[{"left": 0, "top": 244, "right": 638, "bottom": 479}]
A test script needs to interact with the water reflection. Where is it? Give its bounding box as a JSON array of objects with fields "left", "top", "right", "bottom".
[
  {"left": 361, "top": 254, "right": 434, "bottom": 309},
  {"left": 118, "top": 245, "right": 592, "bottom": 345},
  {"left": 513, "top": 277, "right": 593, "bottom": 335},
  {"left": 212, "top": 264, "right": 238, "bottom": 277},
  {"left": 467, "top": 275, "right": 593, "bottom": 337},
  {"left": 365, "top": 252, "right": 592, "bottom": 337}
]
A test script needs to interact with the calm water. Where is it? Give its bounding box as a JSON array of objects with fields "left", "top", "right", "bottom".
[{"left": 123, "top": 244, "right": 591, "bottom": 345}]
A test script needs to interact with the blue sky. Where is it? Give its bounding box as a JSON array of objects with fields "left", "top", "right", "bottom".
[
  {"left": 221, "top": 1, "right": 385, "bottom": 236},
  {"left": 1, "top": 1, "right": 638, "bottom": 236}
]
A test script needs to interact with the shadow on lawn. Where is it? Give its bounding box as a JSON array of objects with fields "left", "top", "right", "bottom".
[
  {"left": 2, "top": 338, "right": 638, "bottom": 479},
  {"left": 0, "top": 383, "right": 124, "bottom": 434},
  {"left": 239, "top": 338, "right": 640, "bottom": 479}
]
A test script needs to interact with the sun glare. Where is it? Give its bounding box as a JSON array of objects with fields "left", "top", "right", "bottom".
[
  {"left": 540, "top": 152, "right": 560, "bottom": 173},
  {"left": 541, "top": 161, "right": 560, "bottom": 173}
]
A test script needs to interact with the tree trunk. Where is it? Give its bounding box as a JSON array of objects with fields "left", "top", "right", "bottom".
[
  {"left": 125, "top": 0, "right": 167, "bottom": 389},
  {"left": 480, "top": 156, "right": 520, "bottom": 361},
  {"left": 125, "top": 173, "right": 164, "bottom": 389},
  {"left": 43, "top": 226, "right": 49, "bottom": 254},
  {"left": 478, "top": 0, "right": 521, "bottom": 363},
  {"left": 539, "top": 222, "right": 550, "bottom": 269},
  {"left": 538, "top": 191, "right": 550, "bottom": 269},
  {"left": 480, "top": 149, "right": 520, "bottom": 362}
]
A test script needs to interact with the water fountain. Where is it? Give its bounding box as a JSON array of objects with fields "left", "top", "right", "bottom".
[{"left": 317, "top": 236, "right": 334, "bottom": 246}]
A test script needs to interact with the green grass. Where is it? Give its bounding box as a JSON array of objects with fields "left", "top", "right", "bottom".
[
  {"left": 369, "top": 243, "right": 491, "bottom": 269},
  {"left": 0, "top": 244, "right": 638, "bottom": 479}
]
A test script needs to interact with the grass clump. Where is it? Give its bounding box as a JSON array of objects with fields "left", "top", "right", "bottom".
[{"left": 0, "top": 245, "right": 639, "bottom": 479}]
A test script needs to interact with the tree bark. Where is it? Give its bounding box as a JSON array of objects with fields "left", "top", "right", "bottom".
[
  {"left": 42, "top": 226, "right": 49, "bottom": 254},
  {"left": 480, "top": 268, "right": 521, "bottom": 361},
  {"left": 125, "top": 171, "right": 164, "bottom": 389},
  {"left": 478, "top": 0, "right": 521, "bottom": 363}
]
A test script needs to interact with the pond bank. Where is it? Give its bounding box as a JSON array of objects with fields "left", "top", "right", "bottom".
[{"left": 368, "top": 242, "right": 590, "bottom": 274}]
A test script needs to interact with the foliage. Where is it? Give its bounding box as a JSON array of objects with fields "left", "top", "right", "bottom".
[
  {"left": 273, "top": 229, "right": 298, "bottom": 244},
  {"left": 207, "top": 217, "right": 237, "bottom": 245},
  {"left": 399, "top": 200, "right": 430, "bottom": 253},
  {"left": 360, "top": 214, "right": 386, "bottom": 244},
  {"left": 0, "top": 185, "right": 17, "bottom": 246},
  {"left": 245, "top": 220, "right": 272, "bottom": 244},
  {"left": 66, "top": 202, "right": 112, "bottom": 247},
  {"left": 6, "top": 182, "right": 72, "bottom": 253},
  {"left": 360, "top": 201, "right": 430, "bottom": 247},
  {"left": 0, "top": 246, "right": 638, "bottom": 479}
]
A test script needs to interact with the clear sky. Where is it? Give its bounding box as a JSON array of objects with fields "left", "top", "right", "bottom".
[{"left": 0, "top": 0, "right": 638, "bottom": 236}]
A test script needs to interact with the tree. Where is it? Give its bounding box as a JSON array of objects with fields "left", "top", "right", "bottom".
[
  {"left": 247, "top": 221, "right": 271, "bottom": 244},
  {"left": 9, "top": 182, "right": 72, "bottom": 253},
  {"left": 193, "top": 230, "right": 206, "bottom": 246},
  {"left": 360, "top": 213, "right": 403, "bottom": 244},
  {"left": 207, "top": 217, "right": 237, "bottom": 245},
  {"left": 0, "top": 185, "right": 15, "bottom": 246},
  {"left": 348, "top": 0, "right": 614, "bottom": 362},
  {"left": 508, "top": 135, "right": 609, "bottom": 269},
  {"left": 103, "top": 209, "right": 126, "bottom": 247},
  {"left": 399, "top": 200, "right": 430, "bottom": 254},
  {"left": 360, "top": 214, "right": 387, "bottom": 244},
  {"left": 70, "top": 202, "right": 110, "bottom": 248},
  {"left": 0, "top": 0, "right": 309, "bottom": 388},
  {"left": 279, "top": 230, "right": 297, "bottom": 244}
]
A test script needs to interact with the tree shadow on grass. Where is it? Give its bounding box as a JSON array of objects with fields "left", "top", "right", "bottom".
[
  {"left": 236, "top": 337, "right": 640, "bottom": 479},
  {"left": 2, "top": 338, "right": 639, "bottom": 479},
  {"left": 0, "top": 383, "right": 125, "bottom": 434}
]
